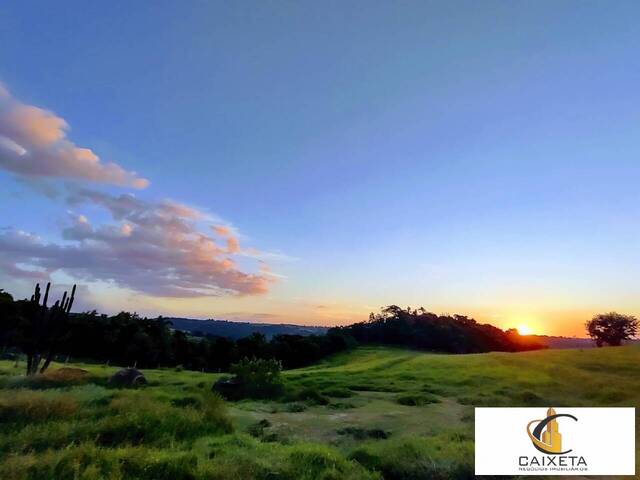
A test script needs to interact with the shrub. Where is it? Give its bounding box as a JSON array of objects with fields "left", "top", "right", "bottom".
[
  {"left": 247, "top": 418, "right": 271, "bottom": 438},
  {"left": 214, "top": 357, "right": 283, "bottom": 400},
  {"left": 337, "top": 427, "right": 390, "bottom": 440}
]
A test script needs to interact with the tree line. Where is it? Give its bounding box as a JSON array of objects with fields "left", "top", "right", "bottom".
[
  {"left": 333, "top": 305, "right": 545, "bottom": 353},
  {"left": 0, "top": 286, "right": 353, "bottom": 373},
  {"left": 5, "top": 283, "right": 634, "bottom": 375}
]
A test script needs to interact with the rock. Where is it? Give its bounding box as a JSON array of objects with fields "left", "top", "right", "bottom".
[
  {"left": 109, "top": 368, "right": 147, "bottom": 387},
  {"left": 212, "top": 376, "right": 243, "bottom": 399}
]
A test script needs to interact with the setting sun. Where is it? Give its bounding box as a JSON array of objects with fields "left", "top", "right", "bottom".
[{"left": 516, "top": 325, "right": 533, "bottom": 335}]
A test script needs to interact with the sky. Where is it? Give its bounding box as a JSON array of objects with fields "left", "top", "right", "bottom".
[{"left": 0, "top": 1, "right": 638, "bottom": 337}]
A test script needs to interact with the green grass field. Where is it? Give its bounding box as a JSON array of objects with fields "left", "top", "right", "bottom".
[{"left": 1, "top": 345, "right": 638, "bottom": 479}]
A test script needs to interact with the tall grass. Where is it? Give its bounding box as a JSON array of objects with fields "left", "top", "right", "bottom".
[
  {"left": 0, "top": 436, "right": 380, "bottom": 480},
  {"left": 0, "top": 391, "right": 78, "bottom": 423},
  {"left": 1, "top": 345, "right": 639, "bottom": 479},
  {"left": 350, "top": 433, "right": 474, "bottom": 480}
]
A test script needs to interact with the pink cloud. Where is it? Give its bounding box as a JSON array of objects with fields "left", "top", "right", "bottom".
[
  {"left": 226, "top": 236, "right": 240, "bottom": 253},
  {"left": 213, "top": 225, "right": 231, "bottom": 236},
  {"left": 0, "top": 189, "right": 273, "bottom": 297},
  {"left": 0, "top": 83, "right": 148, "bottom": 188},
  {"left": 0, "top": 83, "right": 281, "bottom": 298}
]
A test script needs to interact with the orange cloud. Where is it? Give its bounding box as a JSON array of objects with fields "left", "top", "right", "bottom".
[
  {"left": 213, "top": 225, "right": 231, "bottom": 236},
  {"left": 226, "top": 236, "right": 240, "bottom": 253},
  {"left": 0, "top": 188, "right": 274, "bottom": 297},
  {"left": 0, "top": 83, "right": 148, "bottom": 188}
]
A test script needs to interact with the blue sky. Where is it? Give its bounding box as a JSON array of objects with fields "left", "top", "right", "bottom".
[{"left": 0, "top": 1, "right": 638, "bottom": 335}]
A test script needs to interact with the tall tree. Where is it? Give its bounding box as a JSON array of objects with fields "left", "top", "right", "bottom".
[{"left": 585, "top": 312, "right": 638, "bottom": 347}]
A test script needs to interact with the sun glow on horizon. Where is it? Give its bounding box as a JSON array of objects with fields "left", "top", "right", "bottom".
[{"left": 516, "top": 324, "right": 533, "bottom": 336}]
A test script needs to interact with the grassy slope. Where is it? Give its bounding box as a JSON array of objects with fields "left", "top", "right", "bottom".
[{"left": 0, "top": 345, "right": 638, "bottom": 479}]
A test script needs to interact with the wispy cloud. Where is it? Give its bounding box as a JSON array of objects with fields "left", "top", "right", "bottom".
[
  {"left": 0, "top": 188, "right": 275, "bottom": 297},
  {"left": 0, "top": 83, "right": 148, "bottom": 188},
  {"left": 0, "top": 81, "right": 284, "bottom": 298}
]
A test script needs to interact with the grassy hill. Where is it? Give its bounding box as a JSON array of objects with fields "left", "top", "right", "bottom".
[{"left": 0, "top": 345, "right": 638, "bottom": 479}]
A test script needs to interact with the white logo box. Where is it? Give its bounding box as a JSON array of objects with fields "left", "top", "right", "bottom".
[{"left": 475, "top": 407, "right": 635, "bottom": 476}]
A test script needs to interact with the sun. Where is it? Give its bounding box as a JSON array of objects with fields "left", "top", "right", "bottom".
[{"left": 516, "top": 324, "right": 533, "bottom": 335}]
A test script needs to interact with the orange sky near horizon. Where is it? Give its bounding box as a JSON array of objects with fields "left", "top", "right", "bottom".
[{"left": 72, "top": 282, "right": 634, "bottom": 338}]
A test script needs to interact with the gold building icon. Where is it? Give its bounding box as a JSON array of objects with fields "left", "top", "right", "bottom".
[
  {"left": 540, "top": 407, "right": 562, "bottom": 453},
  {"left": 527, "top": 407, "right": 563, "bottom": 454}
]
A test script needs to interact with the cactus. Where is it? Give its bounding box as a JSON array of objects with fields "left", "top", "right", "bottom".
[{"left": 24, "top": 282, "right": 76, "bottom": 376}]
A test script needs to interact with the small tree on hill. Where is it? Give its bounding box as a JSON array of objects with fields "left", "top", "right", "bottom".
[
  {"left": 585, "top": 312, "right": 638, "bottom": 347},
  {"left": 214, "top": 357, "right": 283, "bottom": 400}
]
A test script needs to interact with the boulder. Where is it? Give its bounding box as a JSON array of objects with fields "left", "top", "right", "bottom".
[
  {"left": 212, "top": 376, "right": 244, "bottom": 399},
  {"left": 109, "top": 368, "right": 147, "bottom": 387}
]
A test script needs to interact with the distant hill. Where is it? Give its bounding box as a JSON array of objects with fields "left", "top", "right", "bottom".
[
  {"left": 166, "top": 316, "right": 639, "bottom": 349},
  {"left": 166, "top": 317, "right": 327, "bottom": 339},
  {"left": 530, "top": 335, "right": 639, "bottom": 349},
  {"left": 528, "top": 335, "right": 594, "bottom": 349}
]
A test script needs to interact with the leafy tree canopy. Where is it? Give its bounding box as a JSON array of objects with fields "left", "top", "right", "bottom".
[{"left": 585, "top": 312, "right": 638, "bottom": 347}]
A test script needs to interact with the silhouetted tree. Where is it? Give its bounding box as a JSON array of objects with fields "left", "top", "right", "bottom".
[
  {"left": 335, "top": 305, "right": 544, "bottom": 353},
  {"left": 0, "top": 289, "right": 13, "bottom": 304},
  {"left": 17, "top": 283, "right": 76, "bottom": 375},
  {"left": 585, "top": 312, "right": 638, "bottom": 347}
]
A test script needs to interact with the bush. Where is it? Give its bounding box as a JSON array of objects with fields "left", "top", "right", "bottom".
[
  {"left": 247, "top": 418, "right": 271, "bottom": 438},
  {"left": 337, "top": 427, "right": 389, "bottom": 440},
  {"left": 214, "top": 357, "right": 283, "bottom": 400}
]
